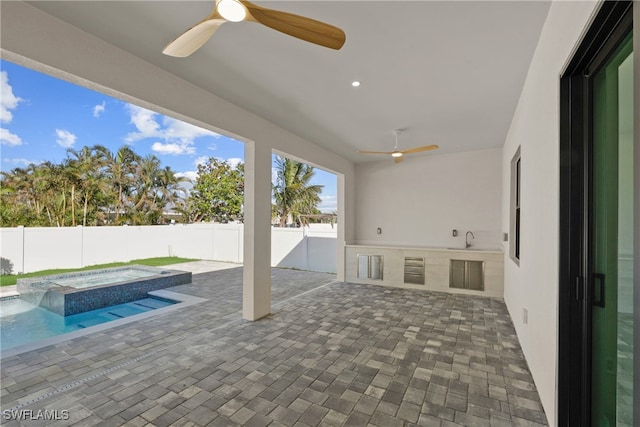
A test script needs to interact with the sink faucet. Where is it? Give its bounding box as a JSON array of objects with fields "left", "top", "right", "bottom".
[{"left": 465, "top": 231, "right": 475, "bottom": 248}]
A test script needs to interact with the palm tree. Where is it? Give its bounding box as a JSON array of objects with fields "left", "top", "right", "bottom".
[
  {"left": 131, "top": 154, "right": 160, "bottom": 215},
  {"left": 67, "top": 145, "right": 109, "bottom": 226},
  {"left": 130, "top": 155, "right": 179, "bottom": 224},
  {"left": 155, "top": 166, "right": 187, "bottom": 207},
  {"left": 272, "top": 156, "right": 323, "bottom": 227},
  {"left": 38, "top": 162, "right": 66, "bottom": 226},
  {"left": 102, "top": 146, "right": 138, "bottom": 224}
]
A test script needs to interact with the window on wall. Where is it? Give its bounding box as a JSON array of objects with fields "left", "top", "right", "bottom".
[{"left": 510, "top": 147, "right": 521, "bottom": 264}]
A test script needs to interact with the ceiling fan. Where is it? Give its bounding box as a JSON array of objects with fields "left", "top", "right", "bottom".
[
  {"left": 359, "top": 130, "right": 439, "bottom": 163},
  {"left": 163, "top": 0, "right": 346, "bottom": 57}
]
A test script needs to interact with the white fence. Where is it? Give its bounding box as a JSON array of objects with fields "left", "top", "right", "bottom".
[{"left": 0, "top": 224, "right": 337, "bottom": 275}]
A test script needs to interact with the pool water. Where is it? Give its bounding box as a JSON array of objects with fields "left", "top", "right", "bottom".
[{"left": 0, "top": 296, "right": 175, "bottom": 351}]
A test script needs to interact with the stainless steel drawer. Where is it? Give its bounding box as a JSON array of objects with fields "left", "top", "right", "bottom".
[
  {"left": 449, "top": 259, "right": 484, "bottom": 291},
  {"left": 404, "top": 273, "right": 424, "bottom": 285},
  {"left": 404, "top": 266, "right": 424, "bottom": 274},
  {"left": 404, "top": 257, "right": 425, "bottom": 285},
  {"left": 357, "top": 254, "right": 384, "bottom": 280}
]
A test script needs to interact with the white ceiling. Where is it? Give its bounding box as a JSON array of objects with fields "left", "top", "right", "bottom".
[{"left": 29, "top": 1, "right": 550, "bottom": 163}]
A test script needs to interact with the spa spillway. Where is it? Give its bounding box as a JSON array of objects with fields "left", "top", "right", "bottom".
[{"left": 17, "top": 265, "right": 192, "bottom": 316}]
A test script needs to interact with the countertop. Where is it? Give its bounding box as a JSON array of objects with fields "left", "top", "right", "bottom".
[{"left": 345, "top": 243, "right": 504, "bottom": 254}]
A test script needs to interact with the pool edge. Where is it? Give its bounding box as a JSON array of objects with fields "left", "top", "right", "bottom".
[{"left": 0, "top": 290, "right": 207, "bottom": 360}]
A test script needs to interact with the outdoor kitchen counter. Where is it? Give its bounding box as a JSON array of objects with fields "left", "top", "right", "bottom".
[{"left": 345, "top": 244, "right": 504, "bottom": 298}]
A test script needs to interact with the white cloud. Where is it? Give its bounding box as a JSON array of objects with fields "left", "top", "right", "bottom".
[
  {"left": 163, "top": 118, "right": 218, "bottom": 141},
  {"left": 125, "top": 105, "right": 160, "bottom": 140},
  {"left": 3, "top": 157, "right": 43, "bottom": 167},
  {"left": 318, "top": 195, "right": 337, "bottom": 212},
  {"left": 0, "top": 71, "right": 22, "bottom": 124},
  {"left": 93, "top": 101, "right": 106, "bottom": 118},
  {"left": 194, "top": 156, "right": 209, "bottom": 167},
  {"left": 175, "top": 171, "right": 198, "bottom": 182},
  {"left": 151, "top": 142, "right": 195, "bottom": 155},
  {"left": 124, "top": 104, "right": 219, "bottom": 155},
  {"left": 226, "top": 157, "right": 243, "bottom": 170},
  {"left": 55, "top": 129, "right": 77, "bottom": 148},
  {"left": 0, "top": 128, "right": 23, "bottom": 146}
]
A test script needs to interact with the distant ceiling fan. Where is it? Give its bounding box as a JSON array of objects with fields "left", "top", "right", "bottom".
[
  {"left": 163, "top": 0, "right": 346, "bottom": 57},
  {"left": 359, "top": 130, "right": 439, "bottom": 163}
]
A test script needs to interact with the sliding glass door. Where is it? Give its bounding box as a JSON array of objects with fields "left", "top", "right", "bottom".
[
  {"left": 591, "top": 32, "right": 633, "bottom": 427},
  {"left": 559, "top": 2, "right": 635, "bottom": 425}
]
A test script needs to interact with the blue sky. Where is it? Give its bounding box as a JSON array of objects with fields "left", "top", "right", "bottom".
[{"left": 0, "top": 60, "right": 337, "bottom": 212}]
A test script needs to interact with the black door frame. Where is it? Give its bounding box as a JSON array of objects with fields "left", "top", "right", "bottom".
[{"left": 558, "top": 1, "right": 633, "bottom": 425}]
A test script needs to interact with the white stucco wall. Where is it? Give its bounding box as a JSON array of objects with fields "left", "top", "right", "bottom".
[
  {"left": 354, "top": 148, "right": 503, "bottom": 249},
  {"left": 501, "top": 2, "right": 601, "bottom": 425}
]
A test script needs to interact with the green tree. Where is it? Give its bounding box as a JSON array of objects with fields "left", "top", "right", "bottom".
[
  {"left": 37, "top": 162, "right": 67, "bottom": 227},
  {"left": 0, "top": 145, "right": 187, "bottom": 227},
  {"left": 0, "top": 163, "right": 62, "bottom": 226},
  {"left": 129, "top": 155, "right": 177, "bottom": 224},
  {"left": 272, "top": 156, "right": 322, "bottom": 227},
  {"left": 67, "top": 145, "right": 110, "bottom": 226},
  {"left": 103, "top": 146, "right": 138, "bottom": 224},
  {"left": 188, "top": 158, "right": 244, "bottom": 223},
  {"left": 0, "top": 166, "right": 37, "bottom": 226}
]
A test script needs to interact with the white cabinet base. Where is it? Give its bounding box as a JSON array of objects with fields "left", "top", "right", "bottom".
[{"left": 345, "top": 245, "right": 504, "bottom": 298}]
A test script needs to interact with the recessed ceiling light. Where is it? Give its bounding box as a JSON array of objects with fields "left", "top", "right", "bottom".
[{"left": 351, "top": 81, "right": 361, "bottom": 87}]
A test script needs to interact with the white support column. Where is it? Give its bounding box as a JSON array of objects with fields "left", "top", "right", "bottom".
[
  {"left": 336, "top": 173, "right": 347, "bottom": 282},
  {"left": 243, "top": 140, "right": 272, "bottom": 320},
  {"left": 336, "top": 171, "right": 355, "bottom": 282}
]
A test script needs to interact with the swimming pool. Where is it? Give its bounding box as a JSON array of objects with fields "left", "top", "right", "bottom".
[{"left": 0, "top": 295, "right": 177, "bottom": 351}]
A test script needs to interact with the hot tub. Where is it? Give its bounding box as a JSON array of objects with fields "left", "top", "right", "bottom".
[{"left": 17, "top": 265, "right": 192, "bottom": 316}]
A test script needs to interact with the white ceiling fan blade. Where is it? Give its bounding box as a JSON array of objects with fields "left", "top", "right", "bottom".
[{"left": 163, "top": 16, "right": 226, "bottom": 57}]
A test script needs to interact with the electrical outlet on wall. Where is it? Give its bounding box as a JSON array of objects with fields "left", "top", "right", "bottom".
[{"left": 523, "top": 308, "right": 528, "bottom": 325}]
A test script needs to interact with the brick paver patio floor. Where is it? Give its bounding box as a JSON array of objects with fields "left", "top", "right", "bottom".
[{"left": 0, "top": 267, "right": 547, "bottom": 426}]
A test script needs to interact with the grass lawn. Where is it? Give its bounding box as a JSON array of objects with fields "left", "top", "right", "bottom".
[{"left": 0, "top": 257, "right": 198, "bottom": 287}]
